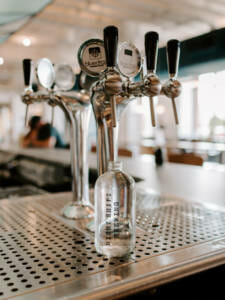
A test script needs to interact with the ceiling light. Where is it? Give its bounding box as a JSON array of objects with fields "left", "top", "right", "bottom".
[
  {"left": 156, "top": 104, "right": 166, "bottom": 115},
  {"left": 0, "top": 57, "right": 4, "bottom": 65},
  {"left": 23, "top": 38, "right": 31, "bottom": 47}
]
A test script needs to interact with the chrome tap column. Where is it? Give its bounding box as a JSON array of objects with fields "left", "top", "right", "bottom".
[{"left": 60, "top": 91, "right": 92, "bottom": 219}]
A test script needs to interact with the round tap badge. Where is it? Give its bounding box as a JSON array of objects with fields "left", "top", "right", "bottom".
[
  {"left": 36, "top": 58, "right": 55, "bottom": 89},
  {"left": 55, "top": 64, "right": 75, "bottom": 91},
  {"left": 118, "top": 42, "right": 141, "bottom": 79},
  {"left": 78, "top": 39, "right": 107, "bottom": 77}
]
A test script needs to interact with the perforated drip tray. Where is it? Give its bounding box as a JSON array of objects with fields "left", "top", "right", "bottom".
[
  {"left": 0, "top": 185, "right": 46, "bottom": 199},
  {"left": 1, "top": 191, "right": 225, "bottom": 300}
]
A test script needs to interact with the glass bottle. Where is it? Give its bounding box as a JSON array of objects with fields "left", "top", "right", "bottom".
[{"left": 95, "top": 161, "right": 136, "bottom": 258}]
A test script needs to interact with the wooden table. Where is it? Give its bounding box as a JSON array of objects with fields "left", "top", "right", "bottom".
[
  {"left": 141, "top": 140, "right": 225, "bottom": 163},
  {"left": 142, "top": 139, "right": 225, "bottom": 151}
]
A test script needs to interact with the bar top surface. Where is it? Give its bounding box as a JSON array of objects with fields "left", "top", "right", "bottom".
[{"left": 0, "top": 144, "right": 224, "bottom": 206}]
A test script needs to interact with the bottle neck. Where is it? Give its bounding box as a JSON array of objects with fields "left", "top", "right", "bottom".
[{"left": 108, "top": 161, "right": 122, "bottom": 171}]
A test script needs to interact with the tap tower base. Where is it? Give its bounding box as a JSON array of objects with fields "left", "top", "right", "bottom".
[{"left": 62, "top": 202, "right": 94, "bottom": 219}]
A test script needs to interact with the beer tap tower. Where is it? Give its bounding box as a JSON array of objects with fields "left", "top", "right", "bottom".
[
  {"left": 78, "top": 26, "right": 181, "bottom": 176},
  {"left": 22, "top": 58, "right": 93, "bottom": 219},
  {"left": 21, "top": 26, "right": 181, "bottom": 220}
]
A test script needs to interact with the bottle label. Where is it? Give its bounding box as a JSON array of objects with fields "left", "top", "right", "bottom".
[
  {"left": 105, "top": 193, "right": 120, "bottom": 245},
  {"left": 113, "top": 201, "right": 119, "bottom": 238}
]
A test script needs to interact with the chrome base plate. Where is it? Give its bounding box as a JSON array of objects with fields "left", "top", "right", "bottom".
[
  {"left": 62, "top": 201, "right": 94, "bottom": 219},
  {"left": 0, "top": 191, "right": 225, "bottom": 299}
]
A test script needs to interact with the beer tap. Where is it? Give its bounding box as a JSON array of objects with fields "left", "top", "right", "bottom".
[
  {"left": 78, "top": 36, "right": 112, "bottom": 175},
  {"left": 103, "top": 26, "right": 123, "bottom": 128},
  {"left": 22, "top": 59, "right": 33, "bottom": 126},
  {"left": 78, "top": 27, "right": 182, "bottom": 178},
  {"left": 162, "top": 39, "right": 182, "bottom": 124},
  {"left": 79, "top": 27, "right": 140, "bottom": 175},
  {"left": 142, "top": 32, "right": 161, "bottom": 127},
  {"left": 76, "top": 27, "right": 183, "bottom": 238},
  {"left": 117, "top": 31, "right": 162, "bottom": 131},
  {"left": 21, "top": 58, "right": 93, "bottom": 219}
]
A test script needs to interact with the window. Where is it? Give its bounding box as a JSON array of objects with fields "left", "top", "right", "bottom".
[
  {"left": 177, "top": 81, "right": 195, "bottom": 140},
  {"left": 197, "top": 71, "right": 225, "bottom": 141}
]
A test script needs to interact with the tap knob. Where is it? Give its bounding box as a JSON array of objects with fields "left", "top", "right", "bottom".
[
  {"left": 103, "top": 26, "right": 122, "bottom": 127},
  {"left": 22, "top": 59, "right": 33, "bottom": 126},
  {"left": 167, "top": 39, "right": 180, "bottom": 78},
  {"left": 104, "top": 25, "right": 118, "bottom": 68},
  {"left": 23, "top": 58, "right": 33, "bottom": 91},
  {"left": 144, "top": 31, "right": 161, "bottom": 127},
  {"left": 162, "top": 39, "right": 182, "bottom": 124},
  {"left": 145, "top": 31, "right": 158, "bottom": 73}
]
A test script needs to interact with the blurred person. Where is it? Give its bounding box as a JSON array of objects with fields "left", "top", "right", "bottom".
[
  {"left": 37, "top": 123, "right": 66, "bottom": 148},
  {"left": 22, "top": 116, "right": 42, "bottom": 147},
  {"left": 154, "top": 125, "right": 166, "bottom": 166},
  {"left": 22, "top": 116, "right": 65, "bottom": 148}
]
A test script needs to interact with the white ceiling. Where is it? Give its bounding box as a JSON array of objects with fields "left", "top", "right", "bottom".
[
  {"left": 0, "top": 0, "right": 52, "bottom": 43},
  {"left": 1, "top": 0, "right": 225, "bottom": 90}
]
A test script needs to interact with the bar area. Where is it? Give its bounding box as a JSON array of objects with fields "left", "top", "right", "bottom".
[{"left": 0, "top": 1, "right": 225, "bottom": 299}]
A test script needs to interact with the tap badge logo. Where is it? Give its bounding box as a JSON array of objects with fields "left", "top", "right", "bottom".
[
  {"left": 124, "top": 49, "right": 133, "bottom": 56},
  {"left": 79, "top": 39, "right": 106, "bottom": 76},
  {"left": 89, "top": 47, "right": 102, "bottom": 59},
  {"left": 117, "top": 42, "right": 141, "bottom": 78}
]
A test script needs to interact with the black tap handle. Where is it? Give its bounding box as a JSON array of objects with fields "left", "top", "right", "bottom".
[
  {"left": 167, "top": 39, "right": 180, "bottom": 76},
  {"left": 23, "top": 59, "right": 32, "bottom": 87},
  {"left": 103, "top": 26, "right": 118, "bottom": 67},
  {"left": 145, "top": 31, "right": 159, "bottom": 73}
]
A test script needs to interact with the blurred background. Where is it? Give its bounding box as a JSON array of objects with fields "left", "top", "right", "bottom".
[
  {"left": 0, "top": 0, "right": 225, "bottom": 165},
  {"left": 0, "top": 2, "right": 225, "bottom": 297}
]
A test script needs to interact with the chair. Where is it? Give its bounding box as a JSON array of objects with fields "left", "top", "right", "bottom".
[
  {"left": 168, "top": 152, "right": 203, "bottom": 166},
  {"left": 91, "top": 145, "right": 133, "bottom": 157},
  {"left": 140, "top": 146, "right": 155, "bottom": 155}
]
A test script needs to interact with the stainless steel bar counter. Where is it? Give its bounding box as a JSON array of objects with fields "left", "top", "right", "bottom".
[
  {"left": 0, "top": 144, "right": 224, "bottom": 205},
  {"left": 0, "top": 145, "right": 225, "bottom": 299}
]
